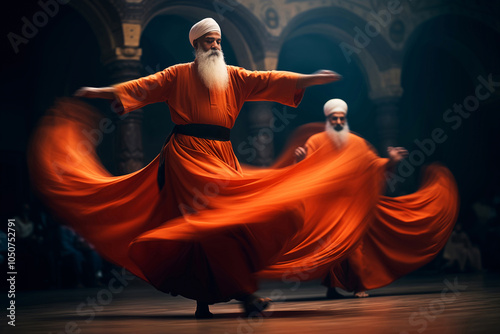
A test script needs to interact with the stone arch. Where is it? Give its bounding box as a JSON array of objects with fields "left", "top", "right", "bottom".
[
  {"left": 275, "top": 9, "right": 397, "bottom": 151},
  {"left": 142, "top": 0, "right": 269, "bottom": 69},
  {"left": 407, "top": 4, "right": 500, "bottom": 38},
  {"left": 279, "top": 6, "right": 398, "bottom": 98},
  {"left": 400, "top": 13, "right": 500, "bottom": 144},
  {"left": 69, "top": 0, "right": 123, "bottom": 62},
  {"left": 399, "top": 13, "right": 500, "bottom": 199},
  {"left": 403, "top": 15, "right": 494, "bottom": 86}
]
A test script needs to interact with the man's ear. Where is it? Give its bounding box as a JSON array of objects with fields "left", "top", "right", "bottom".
[{"left": 193, "top": 39, "right": 198, "bottom": 49}]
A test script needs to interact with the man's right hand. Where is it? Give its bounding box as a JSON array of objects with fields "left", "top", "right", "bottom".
[
  {"left": 294, "top": 146, "right": 308, "bottom": 163},
  {"left": 74, "top": 87, "right": 115, "bottom": 99}
]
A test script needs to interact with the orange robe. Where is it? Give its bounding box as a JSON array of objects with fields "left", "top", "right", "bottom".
[
  {"left": 278, "top": 129, "right": 459, "bottom": 292},
  {"left": 28, "top": 64, "right": 458, "bottom": 303},
  {"left": 112, "top": 63, "right": 304, "bottom": 218}
]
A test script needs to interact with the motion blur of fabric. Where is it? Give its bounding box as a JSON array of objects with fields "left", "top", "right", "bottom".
[
  {"left": 270, "top": 125, "right": 459, "bottom": 292},
  {"left": 28, "top": 72, "right": 458, "bottom": 303}
]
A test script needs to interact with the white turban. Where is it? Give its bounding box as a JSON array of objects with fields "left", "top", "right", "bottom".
[
  {"left": 189, "top": 18, "right": 221, "bottom": 47},
  {"left": 323, "top": 99, "right": 348, "bottom": 116}
]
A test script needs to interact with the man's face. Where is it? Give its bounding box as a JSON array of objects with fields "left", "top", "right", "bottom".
[
  {"left": 327, "top": 112, "right": 346, "bottom": 131},
  {"left": 195, "top": 31, "right": 222, "bottom": 52}
]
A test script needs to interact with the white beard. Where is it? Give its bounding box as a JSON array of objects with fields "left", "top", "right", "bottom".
[
  {"left": 325, "top": 121, "right": 350, "bottom": 149},
  {"left": 195, "top": 48, "right": 229, "bottom": 91}
]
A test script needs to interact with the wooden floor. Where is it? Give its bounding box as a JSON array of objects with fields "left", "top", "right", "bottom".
[{"left": 7, "top": 272, "right": 500, "bottom": 334}]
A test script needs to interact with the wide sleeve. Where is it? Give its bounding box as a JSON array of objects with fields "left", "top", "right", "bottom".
[
  {"left": 364, "top": 139, "right": 389, "bottom": 171},
  {"left": 112, "top": 66, "right": 177, "bottom": 115},
  {"left": 230, "top": 67, "right": 305, "bottom": 107},
  {"left": 304, "top": 133, "right": 324, "bottom": 154}
]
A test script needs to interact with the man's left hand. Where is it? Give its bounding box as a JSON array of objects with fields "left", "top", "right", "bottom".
[
  {"left": 296, "top": 70, "right": 342, "bottom": 88},
  {"left": 387, "top": 146, "right": 408, "bottom": 163}
]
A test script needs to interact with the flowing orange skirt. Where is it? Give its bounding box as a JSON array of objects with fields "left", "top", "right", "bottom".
[{"left": 28, "top": 99, "right": 458, "bottom": 302}]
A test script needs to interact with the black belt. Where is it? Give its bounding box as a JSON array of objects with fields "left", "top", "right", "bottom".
[{"left": 157, "top": 124, "right": 231, "bottom": 190}]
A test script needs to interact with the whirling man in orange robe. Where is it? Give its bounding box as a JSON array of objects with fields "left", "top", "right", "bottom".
[
  {"left": 29, "top": 17, "right": 458, "bottom": 319},
  {"left": 64, "top": 17, "right": 339, "bottom": 317},
  {"left": 295, "top": 98, "right": 406, "bottom": 298},
  {"left": 291, "top": 98, "right": 457, "bottom": 299}
]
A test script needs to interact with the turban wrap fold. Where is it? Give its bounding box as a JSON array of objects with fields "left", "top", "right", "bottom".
[
  {"left": 189, "top": 18, "right": 221, "bottom": 47},
  {"left": 324, "top": 99, "right": 348, "bottom": 116}
]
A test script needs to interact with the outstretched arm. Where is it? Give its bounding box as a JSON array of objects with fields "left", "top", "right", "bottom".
[
  {"left": 74, "top": 67, "right": 176, "bottom": 115},
  {"left": 74, "top": 87, "right": 116, "bottom": 99},
  {"left": 296, "top": 70, "right": 342, "bottom": 89}
]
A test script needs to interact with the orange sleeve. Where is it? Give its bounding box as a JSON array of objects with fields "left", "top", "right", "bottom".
[
  {"left": 112, "top": 66, "right": 178, "bottom": 115},
  {"left": 230, "top": 66, "right": 305, "bottom": 107},
  {"left": 364, "top": 140, "right": 389, "bottom": 170},
  {"left": 304, "top": 134, "right": 323, "bottom": 155}
]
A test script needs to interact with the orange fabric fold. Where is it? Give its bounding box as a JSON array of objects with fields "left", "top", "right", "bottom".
[
  {"left": 28, "top": 69, "right": 458, "bottom": 303},
  {"left": 270, "top": 125, "right": 459, "bottom": 292},
  {"left": 323, "top": 164, "right": 459, "bottom": 291}
]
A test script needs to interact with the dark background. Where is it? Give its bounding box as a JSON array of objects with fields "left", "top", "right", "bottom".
[{"left": 1, "top": 1, "right": 500, "bottom": 289}]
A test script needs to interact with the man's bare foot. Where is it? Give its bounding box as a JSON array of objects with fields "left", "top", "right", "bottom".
[
  {"left": 240, "top": 294, "right": 272, "bottom": 316},
  {"left": 354, "top": 291, "right": 369, "bottom": 298},
  {"left": 195, "top": 301, "right": 213, "bottom": 319}
]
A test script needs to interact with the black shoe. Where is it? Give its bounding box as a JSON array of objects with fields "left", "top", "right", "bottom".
[{"left": 195, "top": 301, "right": 213, "bottom": 319}]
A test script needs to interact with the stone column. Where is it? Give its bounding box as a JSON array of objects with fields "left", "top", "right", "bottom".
[
  {"left": 370, "top": 68, "right": 406, "bottom": 195},
  {"left": 247, "top": 101, "right": 275, "bottom": 166},
  {"left": 372, "top": 96, "right": 400, "bottom": 149},
  {"left": 247, "top": 47, "right": 279, "bottom": 166},
  {"left": 105, "top": 46, "right": 144, "bottom": 174},
  {"left": 369, "top": 67, "right": 404, "bottom": 150}
]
